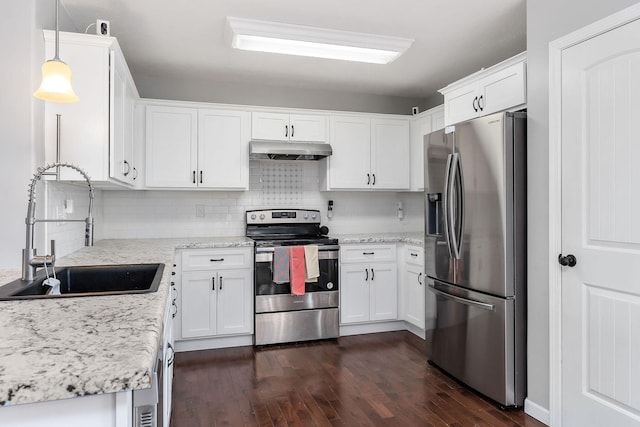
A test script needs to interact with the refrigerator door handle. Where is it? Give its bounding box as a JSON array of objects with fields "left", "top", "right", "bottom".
[
  {"left": 447, "top": 153, "right": 462, "bottom": 259},
  {"left": 450, "top": 153, "right": 464, "bottom": 260},
  {"left": 427, "top": 284, "right": 495, "bottom": 311},
  {"left": 443, "top": 154, "right": 454, "bottom": 258}
]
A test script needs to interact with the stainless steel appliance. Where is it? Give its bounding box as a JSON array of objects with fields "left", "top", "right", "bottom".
[
  {"left": 424, "top": 111, "right": 526, "bottom": 408},
  {"left": 246, "top": 209, "right": 339, "bottom": 346}
]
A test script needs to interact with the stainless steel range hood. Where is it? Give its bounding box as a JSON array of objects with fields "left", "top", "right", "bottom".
[{"left": 249, "top": 140, "right": 332, "bottom": 160}]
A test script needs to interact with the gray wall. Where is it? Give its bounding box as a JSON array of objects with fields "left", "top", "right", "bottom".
[
  {"left": 135, "top": 73, "right": 428, "bottom": 115},
  {"left": 526, "top": 0, "right": 638, "bottom": 412}
]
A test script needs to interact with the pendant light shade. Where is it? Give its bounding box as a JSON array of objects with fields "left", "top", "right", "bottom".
[
  {"left": 34, "top": 59, "right": 78, "bottom": 102},
  {"left": 34, "top": 0, "right": 78, "bottom": 102}
]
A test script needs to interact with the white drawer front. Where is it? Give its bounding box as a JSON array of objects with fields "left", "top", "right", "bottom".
[
  {"left": 181, "top": 248, "right": 252, "bottom": 271},
  {"left": 405, "top": 246, "right": 424, "bottom": 267},
  {"left": 340, "top": 244, "right": 397, "bottom": 263}
]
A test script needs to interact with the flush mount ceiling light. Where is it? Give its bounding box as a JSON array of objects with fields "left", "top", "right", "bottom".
[
  {"left": 225, "top": 17, "right": 414, "bottom": 64},
  {"left": 34, "top": 0, "right": 79, "bottom": 102}
]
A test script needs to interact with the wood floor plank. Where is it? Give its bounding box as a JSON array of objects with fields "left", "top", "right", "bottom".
[{"left": 170, "top": 331, "right": 545, "bottom": 427}]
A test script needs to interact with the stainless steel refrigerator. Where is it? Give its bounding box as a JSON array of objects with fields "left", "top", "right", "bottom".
[{"left": 424, "top": 111, "right": 526, "bottom": 408}]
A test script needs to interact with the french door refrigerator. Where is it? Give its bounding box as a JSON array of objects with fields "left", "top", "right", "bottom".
[{"left": 424, "top": 111, "right": 526, "bottom": 408}]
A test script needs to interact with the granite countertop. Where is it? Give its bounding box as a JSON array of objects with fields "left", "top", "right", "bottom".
[
  {"left": 336, "top": 232, "right": 424, "bottom": 247},
  {"left": 0, "top": 236, "right": 252, "bottom": 407}
]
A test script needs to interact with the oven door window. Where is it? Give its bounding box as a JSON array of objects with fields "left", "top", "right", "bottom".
[{"left": 255, "top": 253, "right": 338, "bottom": 295}]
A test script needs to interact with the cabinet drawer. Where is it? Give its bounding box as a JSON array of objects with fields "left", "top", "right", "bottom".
[
  {"left": 181, "top": 248, "right": 252, "bottom": 271},
  {"left": 405, "top": 245, "right": 424, "bottom": 267},
  {"left": 340, "top": 244, "right": 397, "bottom": 263}
]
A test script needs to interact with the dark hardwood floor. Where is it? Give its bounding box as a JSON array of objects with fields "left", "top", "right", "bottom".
[{"left": 170, "top": 331, "right": 546, "bottom": 427}]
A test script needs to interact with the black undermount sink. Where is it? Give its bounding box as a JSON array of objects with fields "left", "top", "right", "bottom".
[{"left": 0, "top": 263, "right": 164, "bottom": 300}]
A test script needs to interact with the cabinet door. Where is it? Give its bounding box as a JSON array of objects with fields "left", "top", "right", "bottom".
[
  {"left": 369, "top": 262, "right": 398, "bottom": 321},
  {"left": 289, "top": 114, "right": 326, "bottom": 142},
  {"left": 328, "top": 115, "right": 371, "bottom": 189},
  {"left": 371, "top": 118, "right": 410, "bottom": 189},
  {"left": 404, "top": 265, "right": 425, "bottom": 328},
  {"left": 251, "top": 112, "right": 289, "bottom": 141},
  {"left": 198, "top": 109, "right": 250, "bottom": 189},
  {"left": 443, "top": 84, "right": 479, "bottom": 126},
  {"left": 216, "top": 269, "right": 253, "bottom": 336},
  {"left": 146, "top": 106, "right": 198, "bottom": 187},
  {"left": 409, "top": 114, "right": 432, "bottom": 192},
  {"left": 340, "top": 264, "right": 370, "bottom": 324},
  {"left": 480, "top": 61, "right": 526, "bottom": 116},
  {"left": 44, "top": 36, "right": 110, "bottom": 181},
  {"left": 181, "top": 271, "right": 217, "bottom": 338},
  {"left": 432, "top": 106, "right": 445, "bottom": 131},
  {"left": 111, "top": 56, "right": 137, "bottom": 185}
]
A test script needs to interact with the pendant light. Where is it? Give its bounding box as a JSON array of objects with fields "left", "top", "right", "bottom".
[{"left": 34, "top": 0, "right": 79, "bottom": 102}]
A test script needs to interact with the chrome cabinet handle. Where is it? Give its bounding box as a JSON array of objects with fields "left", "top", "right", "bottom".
[
  {"left": 370, "top": 268, "right": 374, "bottom": 281},
  {"left": 132, "top": 167, "right": 138, "bottom": 180},
  {"left": 291, "top": 125, "right": 294, "bottom": 138},
  {"left": 418, "top": 272, "right": 422, "bottom": 285},
  {"left": 210, "top": 258, "right": 224, "bottom": 262},
  {"left": 123, "top": 160, "right": 131, "bottom": 176},
  {"left": 212, "top": 277, "right": 215, "bottom": 290},
  {"left": 219, "top": 276, "right": 223, "bottom": 290},
  {"left": 372, "top": 174, "right": 376, "bottom": 185},
  {"left": 200, "top": 171, "right": 203, "bottom": 184},
  {"left": 192, "top": 171, "right": 196, "bottom": 184},
  {"left": 365, "top": 268, "right": 369, "bottom": 281},
  {"left": 285, "top": 125, "right": 288, "bottom": 138},
  {"left": 367, "top": 173, "right": 371, "bottom": 185}
]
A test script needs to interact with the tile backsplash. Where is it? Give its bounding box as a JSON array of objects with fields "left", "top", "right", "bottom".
[{"left": 101, "top": 161, "right": 423, "bottom": 239}]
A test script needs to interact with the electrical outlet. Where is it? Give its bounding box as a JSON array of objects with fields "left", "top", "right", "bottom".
[{"left": 195, "top": 205, "right": 205, "bottom": 218}]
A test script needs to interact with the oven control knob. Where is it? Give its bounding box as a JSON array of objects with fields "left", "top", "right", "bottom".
[
  {"left": 303, "top": 213, "right": 309, "bottom": 219},
  {"left": 326, "top": 282, "right": 334, "bottom": 290},
  {"left": 311, "top": 213, "right": 317, "bottom": 219},
  {"left": 250, "top": 214, "right": 256, "bottom": 220},
  {"left": 259, "top": 214, "right": 265, "bottom": 220}
]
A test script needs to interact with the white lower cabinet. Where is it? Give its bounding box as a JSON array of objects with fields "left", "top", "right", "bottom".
[
  {"left": 402, "top": 245, "right": 425, "bottom": 329},
  {"left": 177, "top": 248, "right": 253, "bottom": 340},
  {"left": 340, "top": 244, "right": 398, "bottom": 324}
]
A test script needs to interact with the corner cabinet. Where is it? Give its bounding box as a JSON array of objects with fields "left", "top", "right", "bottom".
[
  {"left": 409, "top": 105, "right": 444, "bottom": 191},
  {"left": 251, "top": 112, "right": 327, "bottom": 142},
  {"left": 177, "top": 247, "right": 253, "bottom": 340},
  {"left": 326, "top": 115, "right": 410, "bottom": 190},
  {"left": 43, "top": 31, "right": 141, "bottom": 187},
  {"left": 145, "top": 104, "right": 250, "bottom": 189},
  {"left": 340, "top": 244, "right": 398, "bottom": 324},
  {"left": 439, "top": 52, "right": 526, "bottom": 126}
]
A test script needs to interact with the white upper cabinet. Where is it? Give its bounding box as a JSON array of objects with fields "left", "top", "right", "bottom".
[
  {"left": 43, "top": 31, "right": 140, "bottom": 187},
  {"left": 251, "top": 112, "right": 326, "bottom": 142},
  {"left": 326, "top": 115, "right": 410, "bottom": 190},
  {"left": 440, "top": 52, "right": 526, "bottom": 126},
  {"left": 145, "top": 104, "right": 249, "bottom": 189},
  {"left": 409, "top": 105, "right": 444, "bottom": 191}
]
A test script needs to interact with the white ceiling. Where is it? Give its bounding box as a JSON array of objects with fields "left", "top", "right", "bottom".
[{"left": 59, "top": 0, "right": 526, "bottom": 101}]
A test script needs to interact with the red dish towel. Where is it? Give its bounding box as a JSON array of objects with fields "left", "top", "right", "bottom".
[{"left": 289, "top": 246, "right": 306, "bottom": 295}]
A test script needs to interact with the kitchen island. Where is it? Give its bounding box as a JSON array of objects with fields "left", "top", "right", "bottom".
[{"left": 0, "top": 237, "right": 252, "bottom": 426}]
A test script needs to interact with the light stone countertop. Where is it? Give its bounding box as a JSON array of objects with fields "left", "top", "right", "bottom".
[
  {"left": 336, "top": 233, "right": 424, "bottom": 247},
  {"left": 0, "top": 236, "right": 253, "bottom": 407}
]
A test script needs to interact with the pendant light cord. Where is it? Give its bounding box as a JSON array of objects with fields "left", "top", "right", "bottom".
[{"left": 54, "top": 0, "right": 60, "bottom": 61}]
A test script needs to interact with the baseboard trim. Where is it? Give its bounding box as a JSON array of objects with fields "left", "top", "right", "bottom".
[
  {"left": 339, "top": 320, "right": 405, "bottom": 336},
  {"left": 174, "top": 334, "right": 253, "bottom": 352},
  {"left": 524, "top": 398, "right": 550, "bottom": 426}
]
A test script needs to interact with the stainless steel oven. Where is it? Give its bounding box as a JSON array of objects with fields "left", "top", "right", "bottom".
[{"left": 247, "top": 209, "right": 340, "bottom": 346}]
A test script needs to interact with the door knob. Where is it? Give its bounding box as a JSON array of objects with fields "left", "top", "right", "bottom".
[{"left": 558, "top": 254, "right": 577, "bottom": 267}]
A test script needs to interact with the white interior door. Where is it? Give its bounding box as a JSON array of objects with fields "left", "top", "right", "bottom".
[{"left": 560, "top": 17, "right": 640, "bottom": 426}]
